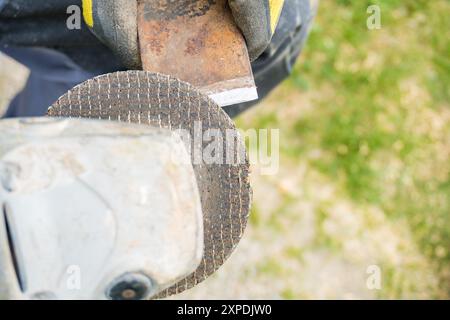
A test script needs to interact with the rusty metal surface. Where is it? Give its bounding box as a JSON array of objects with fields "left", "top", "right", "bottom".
[{"left": 137, "top": 0, "right": 256, "bottom": 104}]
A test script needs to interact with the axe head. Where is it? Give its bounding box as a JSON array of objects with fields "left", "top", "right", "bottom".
[{"left": 137, "top": 0, "right": 258, "bottom": 107}]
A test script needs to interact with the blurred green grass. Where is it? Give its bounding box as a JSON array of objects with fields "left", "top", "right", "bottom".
[
  {"left": 237, "top": 0, "right": 449, "bottom": 298},
  {"left": 1, "top": 0, "right": 448, "bottom": 300}
]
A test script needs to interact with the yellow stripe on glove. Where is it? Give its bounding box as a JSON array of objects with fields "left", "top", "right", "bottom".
[
  {"left": 269, "top": 0, "right": 285, "bottom": 34},
  {"left": 82, "top": 0, "right": 94, "bottom": 27}
]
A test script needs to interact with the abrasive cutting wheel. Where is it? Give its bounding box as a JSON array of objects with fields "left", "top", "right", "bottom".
[{"left": 48, "top": 71, "right": 252, "bottom": 298}]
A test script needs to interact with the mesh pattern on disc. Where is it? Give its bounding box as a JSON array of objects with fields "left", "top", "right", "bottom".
[{"left": 48, "top": 71, "right": 251, "bottom": 298}]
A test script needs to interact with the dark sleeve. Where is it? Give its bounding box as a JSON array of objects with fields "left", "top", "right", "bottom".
[{"left": 0, "top": 0, "right": 124, "bottom": 73}]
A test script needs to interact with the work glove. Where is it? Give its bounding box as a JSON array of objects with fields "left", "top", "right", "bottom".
[
  {"left": 82, "top": 0, "right": 286, "bottom": 68},
  {"left": 81, "top": 0, "right": 140, "bottom": 69},
  {"left": 229, "top": 0, "right": 285, "bottom": 61}
]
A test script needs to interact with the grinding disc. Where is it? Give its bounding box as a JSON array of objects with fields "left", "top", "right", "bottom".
[{"left": 47, "top": 71, "right": 251, "bottom": 298}]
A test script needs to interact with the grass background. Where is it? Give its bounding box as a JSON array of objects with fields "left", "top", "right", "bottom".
[
  {"left": 232, "top": 0, "right": 449, "bottom": 299},
  {"left": 1, "top": 0, "right": 449, "bottom": 299}
]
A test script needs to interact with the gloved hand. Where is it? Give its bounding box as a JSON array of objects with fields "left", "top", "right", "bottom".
[
  {"left": 81, "top": 0, "right": 140, "bottom": 69},
  {"left": 82, "top": 0, "right": 285, "bottom": 68},
  {"left": 0, "top": 0, "right": 311, "bottom": 118}
]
